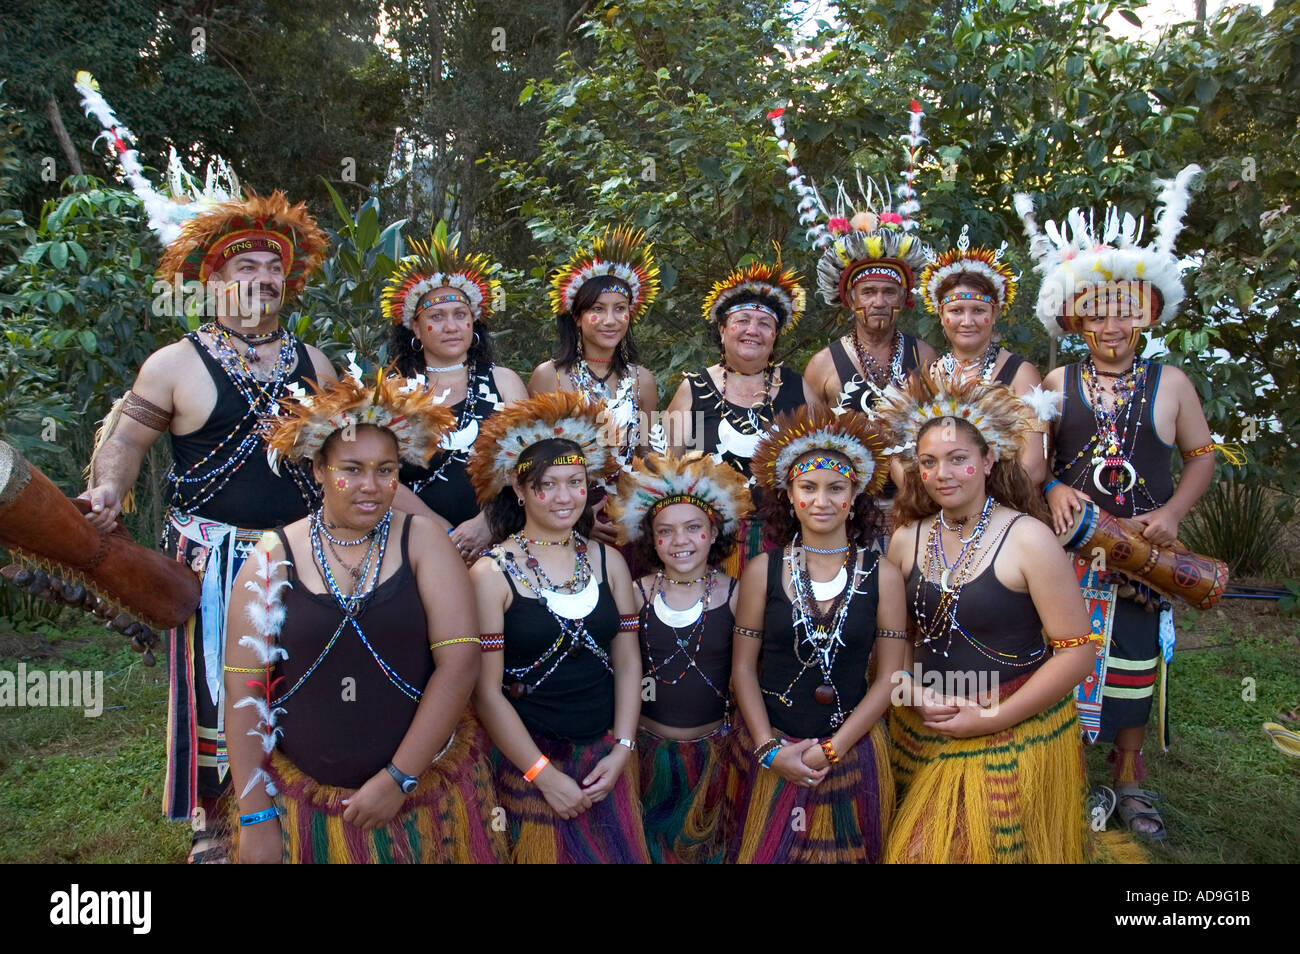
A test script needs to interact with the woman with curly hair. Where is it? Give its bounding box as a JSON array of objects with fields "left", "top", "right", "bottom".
[
  {"left": 606, "top": 451, "right": 752, "bottom": 863},
  {"left": 726, "top": 408, "right": 907, "bottom": 863},
  {"left": 877, "top": 372, "right": 1094, "bottom": 863}
]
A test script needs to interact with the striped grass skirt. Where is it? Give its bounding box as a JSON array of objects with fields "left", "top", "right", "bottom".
[
  {"left": 887, "top": 688, "right": 1086, "bottom": 864},
  {"left": 725, "top": 718, "right": 893, "bottom": 864},
  {"left": 638, "top": 724, "right": 730, "bottom": 864},
  {"left": 495, "top": 734, "right": 651, "bottom": 864},
  {"left": 258, "top": 712, "right": 507, "bottom": 864}
]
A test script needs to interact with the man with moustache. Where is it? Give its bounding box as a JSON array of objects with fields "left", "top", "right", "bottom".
[{"left": 83, "top": 192, "right": 335, "bottom": 861}]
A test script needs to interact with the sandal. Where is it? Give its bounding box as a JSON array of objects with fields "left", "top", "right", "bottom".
[
  {"left": 1087, "top": 785, "right": 1117, "bottom": 830},
  {"left": 1263, "top": 722, "right": 1300, "bottom": 758},
  {"left": 1114, "top": 785, "right": 1167, "bottom": 842},
  {"left": 187, "top": 828, "right": 229, "bottom": 864}
]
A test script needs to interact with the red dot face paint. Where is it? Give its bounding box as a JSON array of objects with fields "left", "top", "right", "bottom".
[
  {"left": 841, "top": 501, "right": 849, "bottom": 509},
  {"left": 537, "top": 492, "right": 546, "bottom": 500},
  {"left": 965, "top": 465, "right": 975, "bottom": 475},
  {"left": 387, "top": 479, "right": 397, "bottom": 491},
  {"left": 921, "top": 471, "right": 930, "bottom": 481},
  {"left": 700, "top": 534, "right": 708, "bottom": 541},
  {"left": 798, "top": 501, "right": 807, "bottom": 508},
  {"left": 577, "top": 487, "right": 586, "bottom": 496},
  {"left": 335, "top": 478, "right": 347, "bottom": 491}
]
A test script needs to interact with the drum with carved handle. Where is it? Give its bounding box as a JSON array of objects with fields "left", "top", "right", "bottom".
[{"left": 1057, "top": 499, "right": 1227, "bottom": 609}]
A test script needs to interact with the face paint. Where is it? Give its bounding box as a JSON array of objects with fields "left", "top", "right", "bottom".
[
  {"left": 578, "top": 487, "right": 586, "bottom": 496},
  {"left": 921, "top": 471, "right": 929, "bottom": 481},
  {"left": 336, "top": 478, "right": 347, "bottom": 490},
  {"left": 799, "top": 501, "right": 807, "bottom": 508},
  {"left": 537, "top": 491, "right": 546, "bottom": 500},
  {"left": 841, "top": 501, "right": 849, "bottom": 509},
  {"left": 387, "top": 479, "right": 397, "bottom": 491},
  {"left": 966, "top": 466, "right": 975, "bottom": 475}
]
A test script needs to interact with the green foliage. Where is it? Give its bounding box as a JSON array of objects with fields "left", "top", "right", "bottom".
[{"left": 1181, "top": 477, "right": 1283, "bottom": 577}]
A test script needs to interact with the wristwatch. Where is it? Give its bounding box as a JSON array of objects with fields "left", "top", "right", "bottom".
[
  {"left": 615, "top": 737, "right": 637, "bottom": 752},
  {"left": 386, "top": 761, "right": 418, "bottom": 794}
]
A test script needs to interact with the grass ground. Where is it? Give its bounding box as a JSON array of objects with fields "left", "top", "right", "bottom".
[{"left": 1, "top": 591, "right": 1297, "bottom": 864}]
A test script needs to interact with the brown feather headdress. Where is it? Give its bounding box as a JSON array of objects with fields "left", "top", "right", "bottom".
[
  {"left": 155, "top": 190, "right": 327, "bottom": 302},
  {"left": 606, "top": 451, "right": 753, "bottom": 545},
  {"left": 263, "top": 361, "right": 454, "bottom": 470},
  {"left": 872, "top": 368, "right": 1029, "bottom": 462},
  {"left": 467, "top": 391, "right": 622, "bottom": 505},
  {"left": 752, "top": 407, "right": 890, "bottom": 497}
]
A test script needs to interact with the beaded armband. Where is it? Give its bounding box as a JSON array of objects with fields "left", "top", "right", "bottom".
[
  {"left": 1050, "top": 635, "right": 1092, "bottom": 650},
  {"left": 1181, "top": 442, "right": 1216, "bottom": 461},
  {"left": 733, "top": 625, "right": 764, "bottom": 640},
  {"left": 876, "top": 628, "right": 908, "bottom": 640},
  {"left": 753, "top": 738, "right": 781, "bottom": 761},
  {"left": 479, "top": 633, "right": 505, "bottom": 653},
  {"left": 430, "top": 637, "right": 480, "bottom": 652},
  {"left": 619, "top": 614, "right": 639, "bottom": 633}
]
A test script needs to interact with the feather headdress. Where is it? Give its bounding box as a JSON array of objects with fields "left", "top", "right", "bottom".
[
  {"left": 549, "top": 225, "right": 660, "bottom": 319},
  {"left": 918, "top": 224, "right": 1017, "bottom": 314},
  {"left": 467, "top": 391, "right": 622, "bottom": 504},
  {"left": 700, "top": 260, "right": 806, "bottom": 333},
  {"left": 74, "top": 71, "right": 241, "bottom": 246},
  {"left": 155, "top": 190, "right": 328, "bottom": 303},
  {"left": 873, "top": 369, "right": 1029, "bottom": 462},
  {"left": 769, "top": 101, "right": 933, "bottom": 307},
  {"left": 263, "top": 359, "right": 454, "bottom": 470},
  {"left": 1013, "top": 164, "right": 1201, "bottom": 336},
  {"left": 381, "top": 227, "right": 502, "bottom": 328},
  {"left": 752, "top": 407, "right": 890, "bottom": 497},
  {"left": 606, "top": 451, "right": 754, "bottom": 545}
]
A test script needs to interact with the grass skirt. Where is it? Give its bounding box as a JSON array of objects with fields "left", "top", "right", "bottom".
[
  {"left": 257, "top": 711, "right": 507, "bottom": 864},
  {"left": 886, "top": 688, "right": 1086, "bottom": 864},
  {"left": 725, "top": 718, "right": 893, "bottom": 864},
  {"left": 494, "top": 734, "right": 651, "bottom": 864},
  {"left": 637, "top": 724, "right": 730, "bottom": 864}
]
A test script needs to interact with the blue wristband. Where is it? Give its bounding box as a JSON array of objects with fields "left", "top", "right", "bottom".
[
  {"left": 1044, "top": 479, "right": 1062, "bottom": 496},
  {"left": 239, "top": 806, "right": 283, "bottom": 827},
  {"left": 760, "top": 745, "right": 781, "bottom": 770}
]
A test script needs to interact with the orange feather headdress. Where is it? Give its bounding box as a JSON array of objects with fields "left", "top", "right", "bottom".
[
  {"left": 606, "top": 451, "right": 754, "bottom": 544},
  {"left": 751, "top": 407, "right": 890, "bottom": 497}
]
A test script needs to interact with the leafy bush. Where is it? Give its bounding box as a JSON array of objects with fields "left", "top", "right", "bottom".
[{"left": 1182, "top": 478, "right": 1284, "bottom": 577}]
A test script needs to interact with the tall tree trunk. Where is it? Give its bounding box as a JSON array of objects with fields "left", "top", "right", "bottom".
[{"left": 46, "top": 92, "right": 84, "bottom": 178}]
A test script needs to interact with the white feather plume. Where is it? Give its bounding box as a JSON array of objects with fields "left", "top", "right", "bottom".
[{"left": 1020, "top": 385, "right": 1064, "bottom": 422}]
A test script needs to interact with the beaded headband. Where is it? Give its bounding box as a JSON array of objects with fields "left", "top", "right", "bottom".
[
  {"left": 517, "top": 453, "right": 588, "bottom": 476},
  {"left": 849, "top": 264, "right": 908, "bottom": 287},
  {"left": 940, "top": 291, "right": 996, "bottom": 306},
  {"left": 752, "top": 407, "right": 890, "bottom": 497},
  {"left": 606, "top": 451, "right": 754, "bottom": 545},
  {"left": 418, "top": 292, "right": 471, "bottom": 310},
  {"left": 725, "top": 301, "right": 780, "bottom": 321},
  {"left": 790, "top": 456, "right": 856, "bottom": 481}
]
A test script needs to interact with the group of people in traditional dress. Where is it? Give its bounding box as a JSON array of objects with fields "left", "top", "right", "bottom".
[{"left": 74, "top": 94, "right": 1234, "bottom": 863}]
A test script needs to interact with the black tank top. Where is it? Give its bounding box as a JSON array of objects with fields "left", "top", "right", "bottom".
[
  {"left": 994, "top": 352, "right": 1026, "bottom": 386},
  {"left": 1053, "top": 362, "right": 1175, "bottom": 517},
  {"left": 638, "top": 577, "right": 736, "bottom": 728},
  {"left": 401, "top": 362, "right": 504, "bottom": 528},
  {"left": 759, "top": 549, "right": 880, "bottom": 739},
  {"left": 905, "top": 515, "right": 1049, "bottom": 685},
  {"left": 272, "top": 519, "right": 433, "bottom": 788},
  {"left": 827, "top": 333, "right": 922, "bottom": 414},
  {"left": 168, "top": 334, "right": 320, "bottom": 527},
  {"left": 686, "top": 366, "right": 805, "bottom": 485},
  {"left": 500, "top": 542, "right": 620, "bottom": 743}
]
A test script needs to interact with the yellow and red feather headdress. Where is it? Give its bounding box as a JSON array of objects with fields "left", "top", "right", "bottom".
[{"left": 548, "top": 225, "right": 660, "bottom": 319}]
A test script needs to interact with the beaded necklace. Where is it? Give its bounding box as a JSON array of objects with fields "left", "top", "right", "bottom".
[
  {"left": 641, "top": 569, "right": 728, "bottom": 707},
  {"left": 496, "top": 540, "right": 612, "bottom": 698},
  {"left": 937, "top": 341, "right": 1000, "bottom": 386},
  {"left": 762, "top": 539, "right": 873, "bottom": 728},
  {"left": 850, "top": 330, "right": 904, "bottom": 392},
  {"left": 224, "top": 325, "right": 286, "bottom": 363},
  {"left": 568, "top": 358, "right": 641, "bottom": 465},
  {"left": 912, "top": 498, "right": 997, "bottom": 658},
  {"left": 168, "top": 325, "right": 316, "bottom": 514},
  {"left": 1056, "top": 358, "right": 1156, "bottom": 513},
  {"left": 274, "top": 508, "right": 424, "bottom": 705},
  {"left": 720, "top": 362, "right": 776, "bottom": 434},
  {"left": 409, "top": 362, "right": 499, "bottom": 493}
]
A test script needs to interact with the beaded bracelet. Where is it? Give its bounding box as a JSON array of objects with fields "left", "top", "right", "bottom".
[
  {"left": 820, "top": 739, "right": 840, "bottom": 764},
  {"left": 239, "top": 806, "right": 283, "bottom": 827},
  {"left": 733, "top": 625, "right": 764, "bottom": 640},
  {"left": 429, "top": 637, "right": 479, "bottom": 652},
  {"left": 753, "top": 737, "right": 781, "bottom": 760},
  {"left": 875, "top": 628, "right": 908, "bottom": 640},
  {"left": 223, "top": 665, "right": 265, "bottom": 673},
  {"left": 619, "top": 614, "right": 639, "bottom": 633},
  {"left": 523, "top": 755, "right": 549, "bottom": 782},
  {"left": 479, "top": 633, "right": 505, "bottom": 652},
  {"left": 760, "top": 746, "right": 782, "bottom": 770}
]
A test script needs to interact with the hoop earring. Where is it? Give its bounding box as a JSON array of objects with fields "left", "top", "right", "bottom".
[
  {"left": 516, "top": 497, "right": 524, "bottom": 507},
  {"left": 472, "top": 330, "right": 481, "bottom": 346},
  {"left": 410, "top": 332, "right": 421, "bottom": 352}
]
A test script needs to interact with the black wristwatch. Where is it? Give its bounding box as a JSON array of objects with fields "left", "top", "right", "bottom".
[{"left": 386, "top": 762, "right": 418, "bottom": 794}]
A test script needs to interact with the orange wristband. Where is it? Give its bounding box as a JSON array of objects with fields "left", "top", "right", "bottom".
[{"left": 522, "top": 755, "right": 549, "bottom": 782}]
